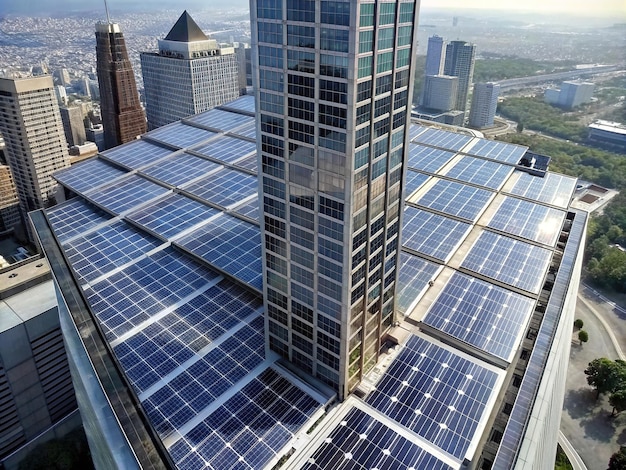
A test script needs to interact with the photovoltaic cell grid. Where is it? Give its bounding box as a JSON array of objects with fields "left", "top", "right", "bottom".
[
  {"left": 64, "top": 221, "right": 162, "bottom": 285},
  {"left": 461, "top": 230, "right": 553, "bottom": 294},
  {"left": 366, "top": 334, "right": 500, "bottom": 460},
  {"left": 168, "top": 368, "right": 322, "bottom": 470},
  {"left": 487, "top": 197, "right": 566, "bottom": 246},
  {"left": 507, "top": 172, "right": 577, "bottom": 209},
  {"left": 86, "top": 174, "right": 170, "bottom": 215},
  {"left": 218, "top": 95, "right": 256, "bottom": 114},
  {"left": 423, "top": 272, "right": 536, "bottom": 362},
  {"left": 85, "top": 248, "right": 219, "bottom": 341},
  {"left": 46, "top": 199, "right": 111, "bottom": 245},
  {"left": 126, "top": 194, "right": 220, "bottom": 240},
  {"left": 188, "top": 108, "right": 255, "bottom": 133},
  {"left": 142, "top": 317, "right": 267, "bottom": 437},
  {"left": 192, "top": 135, "right": 256, "bottom": 164},
  {"left": 233, "top": 154, "right": 258, "bottom": 173},
  {"left": 402, "top": 207, "right": 471, "bottom": 262},
  {"left": 231, "top": 198, "right": 260, "bottom": 222},
  {"left": 184, "top": 168, "right": 258, "bottom": 208},
  {"left": 404, "top": 170, "right": 429, "bottom": 198},
  {"left": 464, "top": 139, "right": 527, "bottom": 164},
  {"left": 415, "top": 179, "right": 493, "bottom": 222},
  {"left": 408, "top": 123, "right": 428, "bottom": 142},
  {"left": 140, "top": 153, "right": 221, "bottom": 188},
  {"left": 53, "top": 158, "right": 127, "bottom": 194},
  {"left": 147, "top": 122, "right": 217, "bottom": 148},
  {"left": 444, "top": 156, "right": 513, "bottom": 190},
  {"left": 407, "top": 144, "right": 456, "bottom": 174},
  {"left": 228, "top": 121, "right": 257, "bottom": 140},
  {"left": 302, "top": 407, "right": 453, "bottom": 470},
  {"left": 412, "top": 127, "right": 474, "bottom": 151},
  {"left": 397, "top": 252, "right": 441, "bottom": 315},
  {"left": 100, "top": 139, "right": 174, "bottom": 170},
  {"left": 176, "top": 213, "right": 263, "bottom": 290}
]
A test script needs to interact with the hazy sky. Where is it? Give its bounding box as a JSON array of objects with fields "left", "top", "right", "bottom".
[{"left": 421, "top": 0, "right": 626, "bottom": 17}]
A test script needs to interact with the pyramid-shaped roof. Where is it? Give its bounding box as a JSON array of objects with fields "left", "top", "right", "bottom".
[{"left": 164, "top": 10, "right": 209, "bottom": 42}]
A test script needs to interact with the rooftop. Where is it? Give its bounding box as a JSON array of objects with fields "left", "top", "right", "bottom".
[{"left": 164, "top": 11, "right": 209, "bottom": 43}]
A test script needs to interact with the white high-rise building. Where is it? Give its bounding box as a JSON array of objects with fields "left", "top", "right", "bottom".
[
  {"left": 140, "top": 11, "right": 240, "bottom": 130},
  {"left": 469, "top": 81, "right": 500, "bottom": 129},
  {"left": 422, "top": 74, "right": 458, "bottom": 112}
]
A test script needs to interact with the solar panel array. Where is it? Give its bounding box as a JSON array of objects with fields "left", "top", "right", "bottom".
[
  {"left": 396, "top": 252, "right": 441, "bottom": 314},
  {"left": 188, "top": 108, "right": 256, "bottom": 132},
  {"left": 231, "top": 197, "right": 260, "bottom": 222},
  {"left": 184, "top": 168, "right": 258, "bottom": 208},
  {"left": 193, "top": 135, "right": 256, "bottom": 164},
  {"left": 53, "top": 158, "right": 127, "bottom": 194},
  {"left": 46, "top": 199, "right": 111, "bottom": 244},
  {"left": 463, "top": 139, "right": 527, "bottom": 164},
  {"left": 413, "top": 127, "right": 474, "bottom": 151},
  {"left": 444, "top": 156, "right": 513, "bottom": 190},
  {"left": 147, "top": 122, "right": 217, "bottom": 148},
  {"left": 407, "top": 144, "right": 456, "bottom": 174},
  {"left": 414, "top": 179, "right": 493, "bottom": 222},
  {"left": 86, "top": 174, "right": 170, "bottom": 215},
  {"left": 404, "top": 170, "right": 429, "bottom": 198},
  {"left": 100, "top": 139, "right": 174, "bottom": 170},
  {"left": 218, "top": 95, "right": 256, "bottom": 114},
  {"left": 507, "top": 172, "right": 577, "bottom": 209},
  {"left": 140, "top": 153, "right": 221, "bottom": 188}
]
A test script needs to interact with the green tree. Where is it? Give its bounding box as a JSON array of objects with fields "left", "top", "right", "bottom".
[
  {"left": 578, "top": 330, "right": 589, "bottom": 346},
  {"left": 609, "top": 389, "right": 626, "bottom": 417},
  {"left": 608, "top": 446, "right": 626, "bottom": 470},
  {"left": 574, "top": 319, "right": 584, "bottom": 330},
  {"left": 584, "top": 358, "right": 626, "bottom": 399}
]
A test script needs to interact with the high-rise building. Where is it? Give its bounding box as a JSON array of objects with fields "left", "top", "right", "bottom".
[
  {"left": 0, "top": 164, "right": 20, "bottom": 233},
  {"left": 140, "top": 11, "right": 240, "bottom": 130},
  {"left": 424, "top": 34, "right": 446, "bottom": 76},
  {"left": 59, "top": 106, "right": 87, "bottom": 147},
  {"left": 0, "top": 76, "right": 69, "bottom": 232},
  {"left": 251, "top": 0, "right": 420, "bottom": 399},
  {"left": 236, "top": 42, "right": 253, "bottom": 94},
  {"left": 469, "top": 81, "right": 500, "bottom": 129},
  {"left": 555, "top": 80, "right": 594, "bottom": 109},
  {"left": 443, "top": 40, "right": 476, "bottom": 115},
  {"left": 421, "top": 74, "right": 458, "bottom": 112},
  {"left": 95, "top": 20, "right": 146, "bottom": 149}
]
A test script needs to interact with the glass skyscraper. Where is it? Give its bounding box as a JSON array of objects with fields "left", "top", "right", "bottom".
[{"left": 251, "top": 0, "right": 420, "bottom": 399}]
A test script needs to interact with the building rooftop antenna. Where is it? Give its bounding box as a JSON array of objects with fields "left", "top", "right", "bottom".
[{"left": 103, "top": 0, "right": 112, "bottom": 24}]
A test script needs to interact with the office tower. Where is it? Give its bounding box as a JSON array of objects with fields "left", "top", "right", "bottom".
[
  {"left": 0, "top": 76, "right": 69, "bottom": 227},
  {"left": 422, "top": 74, "right": 458, "bottom": 112},
  {"left": 0, "top": 164, "right": 20, "bottom": 232},
  {"left": 251, "top": 0, "right": 420, "bottom": 399},
  {"left": 559, "top": 81, "right": 594, "bottom": 109},
  {"left": 53, "top": 68, "right": 71, "bottom": 87},
  {"left": 140, "top": 11, "right": 240, "bottom": 129},
  {"left": 424, "top": 34, "right": 446, "bottom": 76},
  {"left": 469, "top": 81, "right": 500, "bottom": 129},
  {"left": 236, "top": 43, "right": 253, "bottom": 94},
  {"left": 54, "top": 85, "right": 67, "bottom": 105},
  {"left": 95, "top": 20, "right": 146, "bottom": 149},
  {"left": 443, "top": 40, "right": 476, "bottom": 115},
  {"left": 59, "top": 106, "right": 87, "bottom": 147},
  {"left": 86, "top": 124, "right": 105, "bottom": 151}
]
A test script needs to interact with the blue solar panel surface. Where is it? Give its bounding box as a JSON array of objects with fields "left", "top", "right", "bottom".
[
  {"left": 228, "top": 121, "right": 257, "bottom": 140},
  {"left": 192, "top": 136, "right": 256, "bottom": 164},
  {"left": 407, "top": 144, "right": 456, "bottom": 174},
  {"left": 234, "top": 154, "right": 258, "bottom": 173},
  {"left": 408, "top": 123, "right": 428, "bottom": 142},
  {"left": 397, "top": 252, "right": 441, "bottom": 314},
  {"left": 100, "top": 139, "right": 174, "bottom": 170},
  {"left": 415, "top": 179, "right": 493, "bottom": 222},
  {"left": 444, "top": 156, "right": 513, "bottom": 190},
  {"left": 188, "top": 108, "right": 255, "bottom": 132},
  {"left": 141, "top": 153, "right": 221, "bottom": 188},
  {"left": 54, "top": 158, "right": 127, "bottom": 194},
  {"left": 87, "top": 174, "right": 170, "bottom": 215},
  {"left": 218, "top": 95, "right": 256, "bottom": 114},
  {"left": 147, "top": 122, "right": 217, "bottom": 148},
  {"left": 507, "top": 172, "right": 577, "bottom": 209},
  {"left": 231, "top": 198, "right": 260, "bottom": 222},
  {"left": 413, "top": 128, "right": 473, "bottom": 151},
  {"left": 423, "top": 272, "right": 536, "bottom": 361},
  {"left": 461, "top": 231, "right": 553, "bottom": 294},
  {"left": 366, "top": 335, "right": 500, "bottom": 460},
  {"left": 184, "top": 168, "right": 258, "bottom": 208},
  {"left": 464, "top": 139, "right": 527, "bottom": 164},
  {"left": 404, "top": 170, "right": 429, "bottom": 198},
  {"left": 47, "top": 199, "right": 111, "bottom": 245}
]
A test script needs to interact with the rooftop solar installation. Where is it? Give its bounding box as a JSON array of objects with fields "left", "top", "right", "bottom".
[
  {"left": 192, "top": 135, "right": 256, "bottom": 164},
  {"left": 187, "top": 108, "right": 256, "bottom": 132},
  {"left": 404, "top": 170, "right": 429, "bottom": 198},
  {"left": 175, "top": 213, "right": 263, "bottom": 290},
  {"left": 366, "top": 334, "right": 501, "bottom": 461},
  {"left": 397, "top": 252, "right": 441, "bottom": 315},
  {"left": 100, "top": 139, "right": 175, "bottom": 170},
  {"left": 126, "top": 194, "right": 220, "bottom": 240},
  {"left": 147, "top": 122, "right": 218, "bottom": 148},
  {"left": 487, "top": 197, "right": 566, "bottom": 246},
  {"left": 53, "top": 158, "right": 127, "bottom": 194},
  {"left": 412, "top": 127, "right": 473, "bottom": 151},
  {"left": 233, "top": 154, "right": 258, "bottom": 173},
  {"left": 46, "top": 198, "right": 111, "bottom": 245},
  {"left": 463, "top": 139, "right": 527, "bottom": 164},
  {"left": 444, "top": 156, "right": 513, "bottom": 190},
  {"left": 231, "top": 197, "right": 260, "bottom": 222},
  {"left": 184, "top": 168, "right": 258, "bottom": 208},
  {"left": 302, "top": 406, "right": 453, "bottom": 470},
  {"left": 414, "top": 179, "right": 493, "bottom": 222},
  {"left": 461, "top": 230, "right": 553, "bottom": 294},
  {"left": 64, "top": 221, "right": 163, "bottom": 285},
  {"left": 139, "top": 152, "right": 221, "bottom": 188},
  {"left": 407, "top": 144, "right": 457, "bottom": 174},
  {"left": 422, "top": 272, "right": 536, "bottom": 362},
  {"left": 402, "top": 207, "right": 472, "bottom": 262},
  {"left": 86, "top": 174, "right": 170, "bottom": 215},
  {"left": 507, "top": 172, "right": 577, "bottom": 209},
  {"left": 409, "top": 123, "right": 428, "bottom": 142},
  {"left": 218, "top": 94, "right": 256, "bottom": 114},
  {"left": 228, "top": 121, "right": 257, "bottom": 140}
]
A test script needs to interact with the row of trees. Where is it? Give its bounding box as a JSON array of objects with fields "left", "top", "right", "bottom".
[{"left": 584, "top": 358, "right": 626, "bottom": 416}]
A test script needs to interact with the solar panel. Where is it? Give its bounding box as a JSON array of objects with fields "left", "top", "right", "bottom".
[
  {"left": 507, "top": 172, "right": 577, "bottom": 209},
  {"left": 64, "top": 221, "right": 162, "bottom": 285},
  {"left": 54, "top": 158, "right": 127, "bottom": 195},
  {"left": 397, "top": 252, "right": 441, "bottom": 315},
  {"left": 187, "top": 108, "right": 255, "bottom": 132},
  {"left": 461, "top": 230, "right": 553, "bottom": 294},
  {"left": 444, "top": 156, "right": 513, "bottom": 190},
  {"left": 408, "top": 123, "right": 428, "bottom": 142},
  {"left": 126, "top": 194, "right": 220, "bottom": 240},
  {"left": 366, "top": 334, "right": 500, "bottom": 460},
  {"left": 87, "top": 174, "right": 170, "bottom": 215},
  {"left": 228, "top": 121, "right": 257, "bottom": 140},
  {"left": 184, "top": 168, "right": 258, "bottom": 208},
  {"left": 402, "top": 207, "right": 471, "bottom": 262},
  {"left": 192, "top": 135, "right": 256, "bottom": 164},
  {"left": 302, "top": 407, "right": 453, "bottom": 470},
  {"left": 100, "top": 139, "right": 174, "bottom": 170},
  {"left": 464, "top": 139, "right": 527, "bottom": 164},
  {"left": 233, "top": 154, "right": 258, "bottom": 173},
  {"left": 407, "top": 144, "right": 456, "bottom": 174},
  {"left": 487, "top": 197, "right": 566, "bottom": 246},
  {"left": 404, "top": 170, "right": 429, "bottom": 199},
  {"left": 423, "top": 272, "right": 536, "bottom": 362},
  {"left": 46, "top": 198, "right": 111, "bottom": 245},
  {"left": 218, "top": 95, "right": 256, "bottom": 114},
  {"left": 175, "top": 213, "right": 263, "bottom": 290},
  {"left": 231, "top": 198, "right": 260, "bottom": 222},
  {"left": 413, "top": 127, "right": 473, "bottom": 151},
  {"left": 140, "top": 152, "right": 221, "bottom": 188},
  {"left": 147, "top": 122, "right": 217, "bottom": 148},
  {"left": 414, "top": 179, "right": 493, "bottom": 222}
]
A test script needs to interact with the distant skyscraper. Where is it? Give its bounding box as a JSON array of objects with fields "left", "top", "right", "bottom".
[
  {"left": 443, "top": 40, "right": 476, "bottom": 116},
  {"left": 424, "top": 34, "right": 446, "bottom": 76},
  {"left": 0, "top": 76, "right": 69, "bottom": 234},
  {"left": 252, "top": 0, "right": 420, "bottom": 399},
  {"left": 558, "top": 81, "right": 595, "bottom": 109},
  {"left": 95, "top": 20, "right": 146, "bottom": 149},
  {"left": 236, "top": 42, "right": 252, "bottom": 94},
  {"left": 86, "top": 124, "right": 105, "bottom": 152},
  {"left": 140, "top": 11, "right": 240, "bottom": 129},
  {"left": 60, "top": 106, "right": 87, "bottom": 147},
  {"left": 469, "top": 82, "right": 500, "bottom": 129},
  {"left": 422, "top": 74, "right": 458, "bottom": 112},
  {"left": 0, "top": 164, "right": 20, "bottom": 232}
]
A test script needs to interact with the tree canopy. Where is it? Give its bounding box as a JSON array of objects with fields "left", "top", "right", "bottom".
[
  {"left": 608, "top": 446, "right": 626, "bottom": 470},
  {"left": 584, "top": 358, "right": 626, "bottom": 399}
]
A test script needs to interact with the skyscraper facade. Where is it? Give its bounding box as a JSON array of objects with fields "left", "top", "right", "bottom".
[
  {"left": 421, "top": 74, "right": 458, "bottom": 112},
  {"left": 443, "top": 40, "right": 476, "bottom": 116},
  {"left": 59, "top": 105, "right": 87, "bottom": 147},
  {"left": 469, "top": 81, "right": 500, "bottom": 129},
  {"left": 424, "top": 34, "right": 446, "bottom": 76},
  {"left": 251, "top": 0, "right": 420, "bottom": 399},
  {"left": 95, "top": 22, "right": 146, "bottom": 149},
  {"left": 140, "top": 11, "right": 240, "bottom": 130}
]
